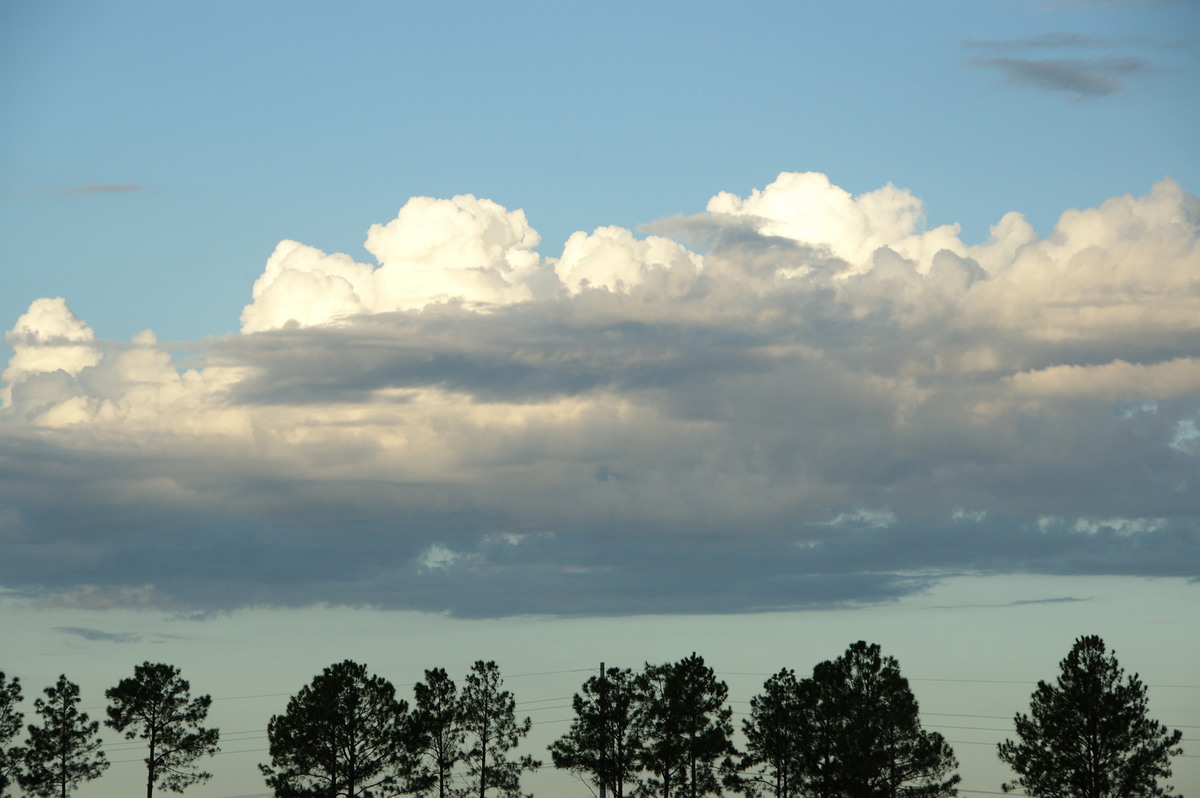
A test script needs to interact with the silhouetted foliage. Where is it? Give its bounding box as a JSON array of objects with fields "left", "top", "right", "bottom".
[
  {"left": 732, "top": 668, "right": 804, "bottom": 798},
  {"left": 998, "top": 635, "right": 1184, "bottom": 798},
  {"left": 260, "top": 660, "right": 421, "bottom": 798},
  {"left": 411, "top": 667, "right": 465, "bottom": 798},
  {"left": 458, "top": 661, "right": 539, "bottom": 798},
  {"left": 550, "top": 666, "right": 641, "bottom": 798},
  {"left": 19, "top": 675, "right": 108, "bottom": 797},
  {"left": 105, "top": 662, "right": 220, "bottom": 798},
  {"left": 792, "top": 642, "right": 959, "bottom": 798},
  {"left": 0, "top": 673, "right": 23, "bottom": 798},
  {"left": 635, "top": 653, "right": 735, "bottom": 798}
]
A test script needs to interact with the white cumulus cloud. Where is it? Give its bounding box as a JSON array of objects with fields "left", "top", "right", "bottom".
[
  {"left": 555, "top": 225, "right": 704, "bottom": 295},
  {"left": 242, "top": 194, "right": 553, "bottom": 333},
  {"left": 705, "top": 171, "right": 968, "bottom": 274}
]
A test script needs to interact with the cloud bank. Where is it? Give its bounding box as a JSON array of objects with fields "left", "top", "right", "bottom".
[{"left": 2, "top": 173, "right": 1198, "bottom": 616}]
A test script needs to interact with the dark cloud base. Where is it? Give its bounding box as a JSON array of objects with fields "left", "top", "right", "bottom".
[{"left": 2, "top": 507, "right": 1195, "bottom": 618}]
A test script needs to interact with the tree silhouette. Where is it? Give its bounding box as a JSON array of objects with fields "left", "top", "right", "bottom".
[
  {"left": 104, "top": 662, "right": 219, "bottom": 798},
  {"left": 998, "top": 635, "right": 1184, "bottom": 798},
  {"left": 550, "top": 666, "right": 641, "bottom": 798},
  {"left": 19, "top": 675, "right": 108, "bottom": 798},
  {"left": 0, "top": 673, "right": 23, "bottom": 798},
  {"left": 260, "top": 659, "right": 420, "bottom": 798},
  {"left": 458, "top": 661, "right": 539, "bottom": 798},
  {"left": 796, "top": 642, "right": 959, "bottom": 798},
  {"left": 635, "top": 653, "right": 735, "bottom": 798},
  {"left": 733, "top": 668, "right": 804, "bottom": 798},
  {"left": 411, "top": 667, "right": 465, "bottom": 798}
]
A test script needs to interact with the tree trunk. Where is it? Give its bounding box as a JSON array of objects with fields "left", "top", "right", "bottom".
[
  {"left": 145, "top": 725, "right": 157, "bottom": 798},
  {"left": 479, "top": 719, "right": 488, "bottom": 798}
]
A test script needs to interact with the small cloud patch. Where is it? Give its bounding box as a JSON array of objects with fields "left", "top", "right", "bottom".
[
  {"left": 964, "top": 31, "right": 1162, "bottom": 99},
  {"left": 67, "top": 184, "right": 145, "bottom": 194},
  {"left": 418, "top": 543, "right": 470, "bottom": 571},
  {"left": 969, "top": 56, "right": 1149, "bottom": 98},
  {"left": 927, "top": 596, "right": 1088, "bottom": 610},
  {"left": 55, "top": 626, "right": 141, "bottom": 643}
]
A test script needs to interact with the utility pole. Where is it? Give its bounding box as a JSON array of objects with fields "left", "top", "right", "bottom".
[{"left": 599, "top": 661, "right": 607, "bottom": 798}]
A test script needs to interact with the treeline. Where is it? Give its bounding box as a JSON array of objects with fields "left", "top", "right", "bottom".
[{"left": 0, "top": 636, "right": 1185, "bottom": 798}]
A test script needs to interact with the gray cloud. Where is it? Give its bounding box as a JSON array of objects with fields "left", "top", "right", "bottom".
[
  {"left": 66, "top": 184, "right": 145, "bottom": 194},
  {"left": 1044, "top": 0, "right": 1195, "bottom": 7},
  {"left": 963, "top": 29, "right": 1169, "bottom": 99},
  {"left": 54, "top": 626, "right": 142, "bottom": 643},
  {"left": 964, "top": 33, "right": 1167, "bottom": 50},
  {"left": 969, "top": 55, "right": 1150, "bottom": 97},
  {"left": 13, "top": 185, "right": 148, "bottom": 198},
  {"left": 925, "top": 596, "right": 1089, "bottom": 610},
  {"left": 1, "top": 174, "right": 1198, "bottom": 617}
]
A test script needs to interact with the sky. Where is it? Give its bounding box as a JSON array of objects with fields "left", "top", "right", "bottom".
[{"left": 1, "top": 0, "right": 1198, "bottom": 796}]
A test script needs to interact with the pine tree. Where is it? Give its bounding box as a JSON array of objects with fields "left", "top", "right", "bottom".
[
  {"left": 0, "top": 673, "right": 24, "bottom": 798},
  {"left": 998, "top": 635, "right": 1184, "bottom": 798},
  {"left": 411, "top": 667, "right": 465, "bottom": 798},
  {"left": 735, "top": 668, "right": 804, "bottom": 798},
  {"left": 458, "top": 661, "right": 539, "bottom": 798},
  {"left": 105, "top": 662, "right": 219, "bottom": 798},
  {"left": 19, "top": 675, "right": 108, "bottom": 798},
  {"left": 550, "top": 666, "right": 641, "bottom": 798},
  {"left": 635, "top": 653, "right": 735, "bottom": 798},
  {"left": 260, "top": 659, "right": 420, "bottom": 798},
  {"left": 796, "top": 642, "right": 959, "bottom": 798}
]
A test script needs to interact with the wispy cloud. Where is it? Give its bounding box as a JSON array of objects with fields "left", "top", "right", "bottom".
[
  {"left": 66, "top": 184, "right": 145, "bottom": 194},
  {"left": 15, "top": 184, "right": 147, "bottom": 197},
  {"left": 964, "top": 33, "right": 1166, "bottom": 50},
  {"left": 969, "top": 55, "right": 1150, "bottom": 98},
  {"left": 1042, "top": 0, "right": 1194, "bottom": 8},
  {"left": 926, "top": 597, "right": 1088, "bottom": 610},
  {"left": 55, "top": 626, "right": 141, "bottom": 643},
  {"left": 964, "top": 31, "right": 1164, "bottom": 99}
]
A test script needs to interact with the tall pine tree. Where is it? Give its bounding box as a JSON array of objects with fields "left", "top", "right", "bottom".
[
  {"left": 550, "top": 666, "right": 641, "bottom": 798},
  {"left": 19, "top": 676, "right": 108, "bottom": 798},
  {"left": 635, "top": 653, "right": 735, "bottom": 798},
  {"left": 998, "top": 635, "right": 1183, "bottom": 798},
  {"left": 105, "top": 662, "right": 219, "bottom": 798},
  {"left": 795, "top": 642, "right": 959, "bottom": 798},
  {"left": 260, "top": 660, "right": 420, "bottom": 798},
  {"left": 411, "top": 667, "right": 465, "bottom": 798},
  {"left": 459, "top": 661, "right": 539, "bottom": 798},
  {"left": 734, "top": 668, "right": 804, "bottom": 798},
  {"left": 0, "top": 673, "right": 22, "bottom": 798}
]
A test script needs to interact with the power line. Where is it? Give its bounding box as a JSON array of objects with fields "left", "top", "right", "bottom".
[
  {"left": 108, "top": 747, "right": 269, "bottom": 764},
  {"left": 508, "top": 668, "right": 598, "bottom": 679},
  {"left": 740, "top": 702, "right": 1200, "bottom": 731},
  {"left": 211, "top": 692, "right": 294, "bottom": 702},
  {"left": 517, "top": 695, "right": 574, "bottom": 706},
  {"left": 78, "top": 670, "right": 1200, "bottom": 714},
  {"left": 718, "top": 671, "right": 1200, "bottom": 690}
]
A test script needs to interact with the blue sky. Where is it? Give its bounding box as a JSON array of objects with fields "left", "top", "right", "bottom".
[
  {"left": 2, "top": 1, "right": 1199, "bottom": 796},
  {"left": 3, "top": 0, "right": 1197, "bottom": 342}
]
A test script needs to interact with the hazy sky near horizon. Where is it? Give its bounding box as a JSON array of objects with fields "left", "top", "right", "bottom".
[
  {"left": 1, "top": 0, "right": 1199, "bottom": 793},
  {"left": 2, "top": 575, "right": 1198, "bottom": 798}
]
